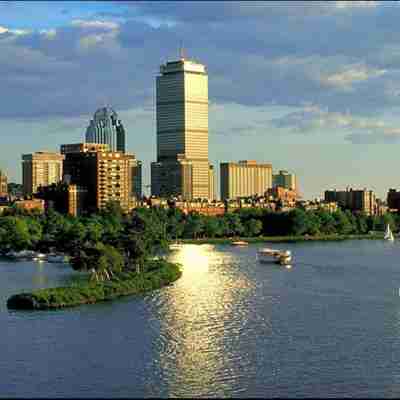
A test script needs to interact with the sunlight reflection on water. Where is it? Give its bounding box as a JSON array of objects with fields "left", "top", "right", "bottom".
[{"left": 157, "top": 244, "right": 256, "bottom": 397}]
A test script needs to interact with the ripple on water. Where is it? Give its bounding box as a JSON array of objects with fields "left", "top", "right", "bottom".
[{"left": 2, "top": 242, "right": 400, "bottom": 397}]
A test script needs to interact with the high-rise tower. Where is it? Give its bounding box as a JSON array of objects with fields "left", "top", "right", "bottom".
[
  {"left": 85, "top": 107, "right": 126, "bottom": 153},
  {"left": 151, "top": 57, "right": 212, "bottom": 200}
]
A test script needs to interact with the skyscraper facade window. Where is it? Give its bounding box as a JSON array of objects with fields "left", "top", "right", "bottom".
[
  {"left": 151, "top": 57, "right": 211, "bottom": 200},
  {"left": 85, "top": 107, "right": 126, "bottom": 153}
]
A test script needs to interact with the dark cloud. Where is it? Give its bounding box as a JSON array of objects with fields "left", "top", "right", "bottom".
[{"left": 1, "top": 1, "right": 400, "bottom": 121}]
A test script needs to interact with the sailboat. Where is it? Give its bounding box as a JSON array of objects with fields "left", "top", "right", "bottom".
[{"left": 384, "top": 224, "right": 395, "bottom": 242}]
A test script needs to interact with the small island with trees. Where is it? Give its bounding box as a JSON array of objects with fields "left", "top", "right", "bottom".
[{"left": 2, "top": 202, "right": 396, "bottom": 310}]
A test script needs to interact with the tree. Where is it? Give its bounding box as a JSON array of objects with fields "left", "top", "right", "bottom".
[
  {"left": 332, "top": 210, "right": 352, "bottom": 235},
  {"left": 25, "top": 217, "right": 43, "bottom": 249},
  {"left": 203, "top": 216, "right": 222, "bottom": 238},
  {"left": 58, "top": 221, "right": 87, "bottom": 254},
  {"left": 316, "top": 210, "right": 336, "bottom": 235},
  {"left": 356, "top": 213, "right": 369, "bottom": 234},
  {"left": 288, "top": 209, "right": 308, "bottom": 236},
  {"left": 183, "top": 213, "right": 204, "bottom": 239},
  {"left": 243, "top": 219, "right": 263, "bottom": 237},
  {"left": 382, "top": 212, "right": 396, "bottom": 232},
  {"left": 166, "top": 208, "right": 185, "bottom": 240},
  {"left": 70, "top": 243, "right": 124, "bottom": 281},
  {"left": 222, "top": 213, "right": 244, "bottom": 237},
  {"left": 122, "top": 211, "right": 169, "bottom": 272},
  {"left": 85, "top": 217, "right": 105, "bottom": 244},
  {"left": 0, "top": 217, "right": 32, "bottom": 251}
]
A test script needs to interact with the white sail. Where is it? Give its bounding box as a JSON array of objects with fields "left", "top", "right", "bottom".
[{"left": 384, "top": 224, "right": 394, "bottom": 241}]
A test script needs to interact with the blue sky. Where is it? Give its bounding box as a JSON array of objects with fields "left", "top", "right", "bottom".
[{"left": 1, "top": 0, "right": 400, "bottom": 199}]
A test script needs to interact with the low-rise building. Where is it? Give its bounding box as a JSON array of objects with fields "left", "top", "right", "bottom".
[
  {"left": 173, "top": 200, "right": 225, "bottom": 216},
  {"left": 220, "top": 160, "right": 272, "bottom": 201},
  {"left": 14, "top": 199, "right": 45, "bottom": 213},
  {"left": 324, "top": 188, "right": 376, "bottom": 215},
  {"left": 266, "top": 186, "right": 297, "bottom": 206}
]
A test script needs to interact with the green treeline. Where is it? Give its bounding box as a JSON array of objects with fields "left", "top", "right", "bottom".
[
  {"left": 160, "top": 207, "right": 397, "bottom": 239},
  {"left": 0, "top": 202, "right": 172, "bottom": 278},
  {"left": 3, "top": 204, "right": 395, "bottom": 310},
  {"left": 0, "top": 204, "right": 396, "bottom": 252}
]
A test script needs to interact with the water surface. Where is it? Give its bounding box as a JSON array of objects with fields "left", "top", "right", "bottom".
[{"left": 2, "top": 240, "right": 400, "bottom": 398}]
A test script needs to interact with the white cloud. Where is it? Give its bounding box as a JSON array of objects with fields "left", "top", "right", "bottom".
[
  {"left": 71, "top": 19, "right": 120, "bottom": 31},
  {"left": 335, "top": 0, "right": 379, "bottom": 9},
  {"left": 39, "top": 29, "right": 57, "bottom": 39},
  {"left": 321, "top": 64, "right": 387, "bottom": 90},
  {"left": 271, "top": 106, "right": 400, "bottom": 143},
  {"left": 0, "top": 25, "right": 31, "bottom": 36}
]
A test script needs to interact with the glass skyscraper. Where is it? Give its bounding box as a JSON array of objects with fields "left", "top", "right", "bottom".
[
  {"left": 85, "top": 107, "right": 126, "bottom": 153},
  {"left": 151, "top": 57, "right": 214, "bottom": 200}
]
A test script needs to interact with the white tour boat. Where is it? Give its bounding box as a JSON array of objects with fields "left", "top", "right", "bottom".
[
  {"left": 33, "top": 252, "right": 47, "bottom": 262},
  {"left": 257, "top": 248, "right": 292, "bottom": 265},
  {"left": 231, "top": 240, "right": 249, "bottom": 246}
]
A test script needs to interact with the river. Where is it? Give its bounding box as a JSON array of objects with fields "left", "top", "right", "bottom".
[{"left": 2, "top": 240, "right": 400, "bottom": 398}]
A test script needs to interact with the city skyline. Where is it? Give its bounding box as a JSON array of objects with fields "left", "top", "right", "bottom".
[{"left": 1, "top": 1, "right": 400, "bottom": 200}]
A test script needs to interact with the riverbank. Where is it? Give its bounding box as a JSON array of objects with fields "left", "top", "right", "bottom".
[
  {"left": 7, "top": 260, "right": 182, "bottom": 310},
  {"left": 182, "top": 233, "right": 383, "bottom": 245}
]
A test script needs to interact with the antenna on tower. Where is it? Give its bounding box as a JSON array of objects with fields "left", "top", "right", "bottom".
[{"left": 179, "top": 41, "right": 186, "bottom": 60}]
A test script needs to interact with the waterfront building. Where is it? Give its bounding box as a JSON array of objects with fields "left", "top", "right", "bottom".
[
  {"left": 85, "top": 107, "right": 126, "bottom": 153},
  {"left": 0, "top": 169, "right": 8, "bottom": 198},
  {"left": 151, "top": 57, "right": 211, "bottom": 200},
  {"left": 266, "top": 186, "right": 297, "bottom": 206},
  {"left": 387, "top": 189, "right": 400, "bottom": 211},
  {"left": 324, "top": 188, "right": 376, "bottom": 215},
  {"left": 62, "top": 143, "right": 140, "bottom": 213},
  {"left": 220, "top": 160, "right": 273, "bottom": 201},
  {"left": 22, "top": 152, "right": 64, "bottom": 197},
  {"left": 273, "top": 170, "right": 297, "bottom": 192}
]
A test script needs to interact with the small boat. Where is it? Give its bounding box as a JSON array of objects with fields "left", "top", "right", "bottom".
[
  {"left": 47, "top": 253, "right": 69, "bottom": 263},
  {"left": 231, "top": 240, "right": 249, "bottom": 246},
  {"left": 5, "top": 250, "right": 36, "bottom": 260},
  {"left": 258, "top": 248, "right": 292, "bottom": 265},
  {"left": 169, "top": 242, "right": 183, "bottom": 251},
  {"left": 384, "top": 224, "right": 394, "bottom": 242},
  {"left": 276, "top": 251, "right": 292, "bottom": 265},
  {"left": 200, "top": 244, "right": 215, "bottom": 250}
]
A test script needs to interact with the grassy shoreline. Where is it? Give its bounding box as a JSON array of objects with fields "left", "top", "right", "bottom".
[
  {"left": 181, "top": 233, "right": 384, "bottom": 245},
  {"left": 7, "top": 260, "right": 182, "bottom": 311}
]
